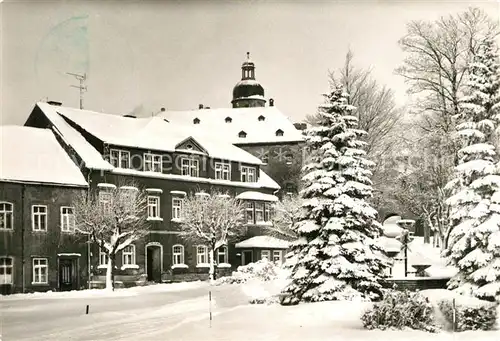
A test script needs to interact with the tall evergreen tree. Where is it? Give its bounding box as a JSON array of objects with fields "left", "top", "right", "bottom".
[
  {"left": 445, "top": 37, "right": 500, "bottom": 302},
  {"left": 281, "top": 86, "right": 389, "bottom": 305}
]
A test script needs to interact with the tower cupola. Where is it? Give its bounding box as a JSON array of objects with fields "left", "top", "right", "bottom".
[{"left": 231, "top": 52, "right": 266, "bottom": 108}]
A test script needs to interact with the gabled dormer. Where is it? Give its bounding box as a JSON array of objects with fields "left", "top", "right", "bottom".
[{"left": 175, "top": 137, "right": 208, "bottom": 155}]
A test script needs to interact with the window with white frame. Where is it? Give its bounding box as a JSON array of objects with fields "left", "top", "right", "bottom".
[
  {"left": 122, "top": 245, "right": 136, "bottom": 265},
  {"left": 110, "top": 149, "right": 130, "bottom": 169},
  {"left": 196, "top": 245, "right": 208, "bottom": 264},
  {"left": 144, "top": 153, "right": 162, "bottom": 172},
  {"left": 60, "top": 206, "right": 75, "bottom": 232},
  {"left": 172, "top": 198, "right": 183, "bottom": 220},
  {"left": 246, "top": 202, "right": 254, "bottom": 224},
  {"left": 172, "top": 244, "right": 184, "bottom": 265},
  {"left": 32, "top": 205, "right": 47, "bottom": 231},
  {"left": 217, "top": 246, "right": 228, "bottom": 264},
  {"left": 0, "top": 257, "right": 13, "bottom": 284},
  {"left": 240, "top": 166, "right": 256, "bottom": 182},
  {"left": 32, "top": 258, "right": 48, "bottom": 284},
  {"left": 147, "top": 196, "right": 160, "bottom": 218},
  {"left": 264, "top": 203, "right": 271, "bottom": 222},
  {"left": 181, "top": 158, "right": 199, "bottom": 177},
  {"left": 99, "top": 249, "right": 108, "bottom": 266},
  {"left": 261, "top": 250, "right": 271, "bottom": 261},
  {"left": 215, "top": 163, "right": 231, "bottom": 180},
  {"left": 273, "top": 250, "right": 282, "bottom": 264},
  {"left": 99, "top": 191, "right": 113, "bottom": 213},
  {"left": 255, "top": 202, "right": 264, "bottom": 223},
  {"left": 0, "top": 202, "right": 13, "bottom": 230}
]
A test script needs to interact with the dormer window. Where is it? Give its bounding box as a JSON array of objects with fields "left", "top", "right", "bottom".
[
  {"left": 238, "top": 131, "right": 247, "bottom": 138},
  {"left": 258, "top": 115, "right": 265, "bottom": 122},
  {"left": 225, "top": 117, "right": 232, "bottom": 123},
  {"left": 275, "top": 129, "right": 284, "bottom": 137},
  {"left": 193, "top": 118, "right": 200, "bottom": 124}
]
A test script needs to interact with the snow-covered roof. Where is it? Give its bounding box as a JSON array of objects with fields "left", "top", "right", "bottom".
[
  {"left": 158, "top": 106, "right": 305, "bottom": 145},
  {"left": 36, "top": 102, "right": 114, "bottom": 171},
  {"left": 0, "top": 126, "right": 88, "bottom": 187},
  {"left": 40, "top": 103, "right": 262, "bottom": 165},
  {"left": 112, "top": 168, "right": 280, "bottom": 190},
  {"left": 236, "top": 191, "right": 279, "bottom": 202},
  {"left": 235, "top": 236, "right": 289, "bottom": 249}
]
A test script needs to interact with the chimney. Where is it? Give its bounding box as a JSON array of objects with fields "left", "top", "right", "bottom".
[
  {"left": 47, "top": 101, "right": 62, "bottom": 106},
  {"left": 199, "top": 104, "right": 204, "bottom": 109},
  {"left": 269, "top": 98, "right": 274, "bottom": 107}
]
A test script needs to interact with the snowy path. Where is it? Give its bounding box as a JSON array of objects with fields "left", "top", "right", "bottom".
[{"left": 2, "top": 282, "right": 499, "bottom": 341}]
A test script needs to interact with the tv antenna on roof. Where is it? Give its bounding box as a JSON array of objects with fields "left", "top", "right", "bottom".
[{"left": 66, "top": 72, "right": 87, "bottom": 109}]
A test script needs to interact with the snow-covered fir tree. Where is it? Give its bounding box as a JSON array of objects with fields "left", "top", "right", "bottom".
[
  {"left": 280, "top": 86, "right": 389, "bottom": 305},
  {"left": 445, "top": 36, "right": 500, "bottom": 302}
]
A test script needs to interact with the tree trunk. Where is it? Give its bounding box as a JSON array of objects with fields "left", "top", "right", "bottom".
[
  {"left": 209, "top": 247, "right": 215, "bottom": 282},
  {"left": 423, "top": 222, "right": 430, "bottom": 244},
  {"left": 106, "top": 254, "right": 116, "bottom": 291}
]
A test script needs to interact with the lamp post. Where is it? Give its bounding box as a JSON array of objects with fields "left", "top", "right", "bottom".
[{"left": 397, "top": 219, "right": 415, "bottom": 277}]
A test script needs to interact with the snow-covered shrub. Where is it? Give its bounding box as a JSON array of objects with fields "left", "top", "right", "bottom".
[
  {"left": 214, "top": 259, "right": 280, "bottom": 285},
  {"left": 249, "top": 296, "right": 280, "bottom": 305},
  {"left": 438, "top": 298, "right": 497, "bottom": 331},
  {"left": 361, "top": 290, "right": 438, "bottom": 332}
]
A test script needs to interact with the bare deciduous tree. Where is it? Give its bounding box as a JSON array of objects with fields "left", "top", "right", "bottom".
[
  {"left": 74, "top": 183, "right": 149, "bottom": 290},
  {"left": 178, "top": 190, "right": 246, "bottom": 281},
  {"left": 396, "top": 7, "right": 497, "bottom": 132},
  {"left": 305, "top": 50, "right": 403, "bottom": 158},
  {"left": 266, "top": 195, "right": 302, "bottom": 241}
]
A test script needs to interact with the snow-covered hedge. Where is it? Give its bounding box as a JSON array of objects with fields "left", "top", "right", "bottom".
[
  {"left": 361, "top": 290, "right": 438, "bottom": 333},
  {"left": 214, "top": 259, "right": 281, "bottom": 285},
  {"left": 437, "top": 297, "right": 498, "bottom": 331}
]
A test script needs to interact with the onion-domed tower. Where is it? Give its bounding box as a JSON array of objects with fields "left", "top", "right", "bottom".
[{"left": 231, "top": 52, "right": 266, "bottom": 108}]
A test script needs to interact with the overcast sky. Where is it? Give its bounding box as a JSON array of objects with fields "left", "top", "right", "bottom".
[{"left": 1, "top": 0, "right": 499, "bottom": 125}]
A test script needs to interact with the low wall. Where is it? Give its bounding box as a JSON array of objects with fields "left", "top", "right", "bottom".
[
  {"left": 162, "top": 266, "right": 233, "bottom": 283},
  {"left": 382, "top": 277, "right": 451, "bottom": 291}
]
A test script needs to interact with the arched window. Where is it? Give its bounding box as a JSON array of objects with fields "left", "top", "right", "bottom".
[
  {"left": 258, "top": 115, "right": 265, "bottom": 122},
  {"left": 217, "top": 246, "right": 228, "bottom": 264},
  {"left": 225, "top": 117, "right": 232, "bottom": 123},
  {"left": 0, "top": 202, "right": 14, "bottom": 230},
  {"left": 193, "top": 118, "right": 200, "bottom": 124},
  {"left": 172, "top": 244, "right": 185, "bottom": 265},
  {"left": 196, "top": 245, "right": 209, "bottom": 264},
  {"left": 238, "top": 131, "right": 247, "bottom": 138},
  {"left": 275, "top": 129, "right": 284, "bottom": 137},
  {"left": 122, "top": 245, "right": 136, "bottom": 265}
]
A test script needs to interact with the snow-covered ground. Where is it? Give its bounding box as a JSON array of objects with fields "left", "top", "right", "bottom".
[
  {"left": 1, "top": 280, "right": 208, "bottom": 301},
  {"left": 2, "top": 280, "right": 498, "bottom": 341}
]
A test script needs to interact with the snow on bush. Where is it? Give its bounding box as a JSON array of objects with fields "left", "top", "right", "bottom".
[
  {"left": 214, "top": 259, "right": 281, "bottom": 285},
  {"left": 361, "top": 289, "right": 438, "bottom": 333},
  {"left": 437, "top": 295, "right": 498, "bottom": 331}
]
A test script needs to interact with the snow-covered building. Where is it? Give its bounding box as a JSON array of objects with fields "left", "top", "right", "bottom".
[
  {"left": 0, "top": 101, "right": 293, "bottom": 292},
  {"left": 158, "top": 52, "right": 306, "bottom": 195},
  {"left": 0, "top": 126, "right": 89, "bottom": 295}
]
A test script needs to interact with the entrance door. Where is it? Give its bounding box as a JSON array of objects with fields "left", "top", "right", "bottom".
[
  {"left": 146, "top": 246, "right": 162, "bottom": 282},
  {"left": 59, "top": 259, "right": 77, "bottom": 291},
  {"left": 242, "top": 250, "right": 253, "bottom": 266}
]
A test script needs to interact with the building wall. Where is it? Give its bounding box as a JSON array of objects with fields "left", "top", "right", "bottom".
[
  {"left": 237, "top": 141, "right": 305, "bottom": 195},
  {"left": 0, "top": 182, "right": 88, "bottom": 294},
  {"left": 85, "top": 171, "right": 278, "bottom": 284}
]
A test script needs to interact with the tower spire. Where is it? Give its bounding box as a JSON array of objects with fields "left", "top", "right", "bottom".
[{"left": 247, "top": 51, "right": 250, "bottom": 61}]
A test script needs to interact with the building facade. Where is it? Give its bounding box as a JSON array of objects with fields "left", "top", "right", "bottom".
[
  {"left": 0, "top": 126, "right": 89, "bottom": 294},
  {"left": 0, "top": 102, "right": 290, "bottom": 293},
  {"left": 159, "top": 52, "right": 307, "bottom": 196}
]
